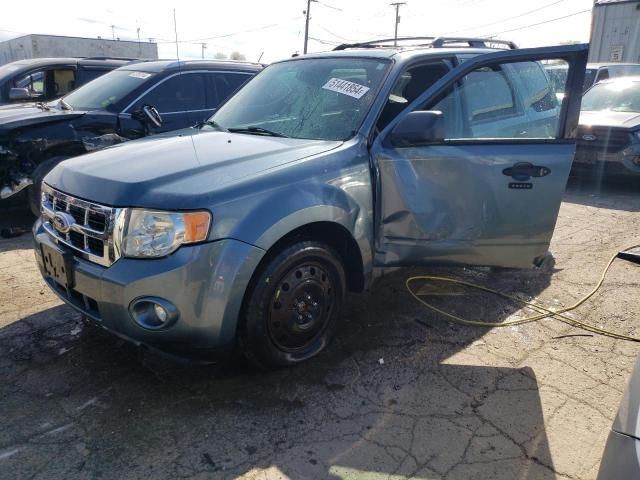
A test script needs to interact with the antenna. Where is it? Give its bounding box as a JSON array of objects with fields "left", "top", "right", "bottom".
[{"left": 173, "top": 8, "right": 180, "bottom": 60}]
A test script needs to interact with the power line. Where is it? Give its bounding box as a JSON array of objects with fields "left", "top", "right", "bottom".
[
  {"left": 315, "top": 0, "right": 343, "bottom": 12},
  {"left": 484, "top": 9, "right": 591, "bottom": 37},
  {"left": 156, "top": 16, "right": 302, "bottom": 44},
  {"left": 308, "top": 36, "right": 341, "bottom": 46},
  {"left": 316, "top": 25, "right": 356, "bottom": 42},
  {"left": 444, "top": 0, "right": 568, "bottom": 36}
]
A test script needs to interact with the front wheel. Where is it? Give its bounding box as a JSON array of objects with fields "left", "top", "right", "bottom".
[{"left": 239, "top": 241, "right": 346, "bottom": 369}]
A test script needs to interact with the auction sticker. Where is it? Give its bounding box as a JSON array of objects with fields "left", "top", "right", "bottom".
[{"left": 322, "top": 78, "right": 370, "bottom": 99}]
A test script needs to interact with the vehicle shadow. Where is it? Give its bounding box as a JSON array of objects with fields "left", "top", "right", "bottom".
[
  {"left": 0, "top": 205, "right": 34, "bottom": 253},
  {"left": 0, "top": 256, "right": 559, "bottom": 479},
  {"left": 564, "top": 175, "right": 640, "bottom": 212}
]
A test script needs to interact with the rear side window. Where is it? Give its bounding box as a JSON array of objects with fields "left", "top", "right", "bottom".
[
  {"left": 53, "top": 69, "right": 76, "bottom": 96},
  {"left": 133, "top": 73, "right": 206, "bottom": 113},
  {"left": 210, "top": 72, "right": 251, "bottom": 107}
]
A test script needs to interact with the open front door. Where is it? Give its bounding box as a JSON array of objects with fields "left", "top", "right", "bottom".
[{"left": 373, "top": 44, "right": 588, "bottom": 268}]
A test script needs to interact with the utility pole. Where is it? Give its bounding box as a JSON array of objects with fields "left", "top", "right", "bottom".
[
  {"left": 110, "top": 24, "right": 116, "bottom": 40},
  {"left": 303, "top": 0, "right": 318, "bottom": 54},
  {"left": 390, "top": 2, "right": 406, "bottom": 46},
  {"left": 199, "top": 42, "right": 207, "bottom": 59}
]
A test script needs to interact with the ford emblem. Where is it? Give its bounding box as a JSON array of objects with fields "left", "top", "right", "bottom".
[
  {"left": 52, "top": 212, "right": 75, "bottom": 233},
  {"left": 582, "top": 134, "right": 597, "bottom": 141}
]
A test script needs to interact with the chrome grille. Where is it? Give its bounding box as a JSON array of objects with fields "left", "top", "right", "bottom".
[
  {"left": 576, "top": 126, "right": 632, "bottom": 153},
  {"left": 41, "top": 184, "right": 125, "bottom": 267}
]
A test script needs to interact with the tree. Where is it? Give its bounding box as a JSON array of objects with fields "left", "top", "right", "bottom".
[
  {"left": 229, "top": 51, "right": 246, "bottom": 61},
  {"left": 213, "top": 51, "right": 227, "bottom": 59}
]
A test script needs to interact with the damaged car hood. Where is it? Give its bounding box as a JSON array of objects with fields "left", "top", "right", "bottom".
[
  {"left": 579, "top": 110, "right": 640, "bottom": 130},
  {"left": 0, "top": 102, "right": 85, "bottom": 131},
  {"left": 45, "top": 129, "right": 343, "bottom": 208}
]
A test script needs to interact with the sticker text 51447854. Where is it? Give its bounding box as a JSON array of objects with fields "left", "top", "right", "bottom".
[{"left": 322, "top": 78, "right": 370, "bottom": 99}]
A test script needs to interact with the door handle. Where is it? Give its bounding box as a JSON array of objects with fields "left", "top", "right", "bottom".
[{"left": 502, "top": 162, "right": 551, "bottom": 181}]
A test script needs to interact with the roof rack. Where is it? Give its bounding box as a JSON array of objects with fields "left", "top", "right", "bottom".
[
  {"left": 333, "top": 36, "right": 517, "bottom": 51},
  {"left": 81, "top": 56, "right": 141, "bottom": 61}
]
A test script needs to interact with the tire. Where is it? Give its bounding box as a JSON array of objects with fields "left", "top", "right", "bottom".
[
  {"left": 239, "top": 240, "right": 346, "bottom": 369},
  {"left": 28, "top": 156, "right": 68, "bottom": 217}
]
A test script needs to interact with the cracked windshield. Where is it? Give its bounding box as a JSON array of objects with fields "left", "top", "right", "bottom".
[{"left": 211, "top": 58, "right": 389, "bottom": 140}]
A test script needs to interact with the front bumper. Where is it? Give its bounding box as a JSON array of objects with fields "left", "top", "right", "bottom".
[
  {"left": 33, "top": 219, "right": 265, "bottom": 360},
  {"left": 597, "top": 430, "right": 640, "bottom": 479},
  {"left": 572, "top": 145, "right": 640, "bottom": 176}
]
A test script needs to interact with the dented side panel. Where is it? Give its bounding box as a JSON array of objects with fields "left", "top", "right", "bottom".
[{"left": 375, "top": 143, "right": 575, "bottom": 268}]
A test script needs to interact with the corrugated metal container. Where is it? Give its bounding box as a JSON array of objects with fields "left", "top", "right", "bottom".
[{"left": 589, "top": 0, "right": 640, "bottom": 63}]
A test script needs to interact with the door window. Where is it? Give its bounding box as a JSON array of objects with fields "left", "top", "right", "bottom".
[
  {"left": 133, "top": 73, "right": 206, "bottom": 113},
  {"left": 428, "top": 59, "right": 563, "bottom": 139},
  {"left": 377, "top": 62, "right": 449, "bottom": 131}
]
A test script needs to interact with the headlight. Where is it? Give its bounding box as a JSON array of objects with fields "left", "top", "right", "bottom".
[
  {"left": 634, "top": 130, "right": 640, "bottom": 142},
  {"left": 122, "top": 209, "right": 211, "bottom": 258}
]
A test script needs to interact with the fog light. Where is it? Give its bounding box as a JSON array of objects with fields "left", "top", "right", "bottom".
[
  {"left": 153, "top": 303, "right": 168, "bottom": 323},
  {"left": 633, "top": 157, "right": 640, "bottom": 167},
  {"left": 129, "top": 297, "right": 178, "bottom": 330}
]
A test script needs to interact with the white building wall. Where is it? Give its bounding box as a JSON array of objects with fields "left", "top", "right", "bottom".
[{"left": 0, "top": 35, "right": 158, "bottom": 65}]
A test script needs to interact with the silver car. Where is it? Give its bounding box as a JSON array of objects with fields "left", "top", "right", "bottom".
[{"left": 32, "top": 39, "right": 589, "bottom": 368}]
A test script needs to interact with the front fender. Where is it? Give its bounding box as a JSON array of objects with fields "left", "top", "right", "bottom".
[{"left": 215, "top": 179, "right": 373, "bottom": 274}]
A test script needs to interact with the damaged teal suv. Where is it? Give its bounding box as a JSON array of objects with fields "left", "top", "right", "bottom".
[{"left": 33, "top": 38, "right": 588, "bottom": 367}]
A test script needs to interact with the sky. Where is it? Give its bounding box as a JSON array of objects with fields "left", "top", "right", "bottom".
[{"left": 0, "top": 0, "right": 596, "bottom": 63}]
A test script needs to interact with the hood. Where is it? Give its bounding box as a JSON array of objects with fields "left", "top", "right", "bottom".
[
  {"left": 46, "top": 128, "right": 342, "bottom": 208},
  {"left": 579, "top": 110, "right": 640, "bottom": 130},
  {"left": 612, "top": 354, "right": 640, "bottom": 441},
  {"left": 0, "top": 102, "right": 85, "bottom": 132}
]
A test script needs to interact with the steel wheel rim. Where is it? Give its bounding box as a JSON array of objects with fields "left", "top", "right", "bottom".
[{"left": 267, "top": 262, "right": 335, "bottom": 352}]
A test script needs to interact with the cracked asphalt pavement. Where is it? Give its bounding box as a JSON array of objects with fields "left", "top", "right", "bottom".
[{"left": 1, "top": 179, "right": 640, "bottom": 480}]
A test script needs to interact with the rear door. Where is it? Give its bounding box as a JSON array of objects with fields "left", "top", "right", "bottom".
[{"left": 373, "top": 44, "right": 588, "bottom": 268}]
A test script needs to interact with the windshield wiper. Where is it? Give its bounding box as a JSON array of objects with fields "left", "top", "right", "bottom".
[
  {"left": 35, "top": 102, "right": 51, "bottom": 111},
  {"left": 227, "top": 126, "right": 289, "bottom": 138}
]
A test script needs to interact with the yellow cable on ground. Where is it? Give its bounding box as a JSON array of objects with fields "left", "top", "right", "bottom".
[{"left": 406, "top": 245, "right": 640, "bottom": 342}]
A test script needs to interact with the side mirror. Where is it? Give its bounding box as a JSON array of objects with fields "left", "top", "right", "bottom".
[
  {"left": 133, "top": 105, "right": 162, "bottom": 129},
  {"left": 9, "top": 87, "right": 32, "bottom": 101},
  {"left": 389, "top": 110, "right": 445, "bottom": 147}
]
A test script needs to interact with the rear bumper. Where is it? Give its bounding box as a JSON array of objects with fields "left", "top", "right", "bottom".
[
  {"left": 33, "top": 219, "right": 265, "bottom": 360},
  {"left": 597, "top": 430, "right": 640, "bottom": 479}
]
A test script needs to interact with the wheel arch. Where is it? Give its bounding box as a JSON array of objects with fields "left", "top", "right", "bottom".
[{"left": 258, "top": 220, "right": 366, "bottom": 293}]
